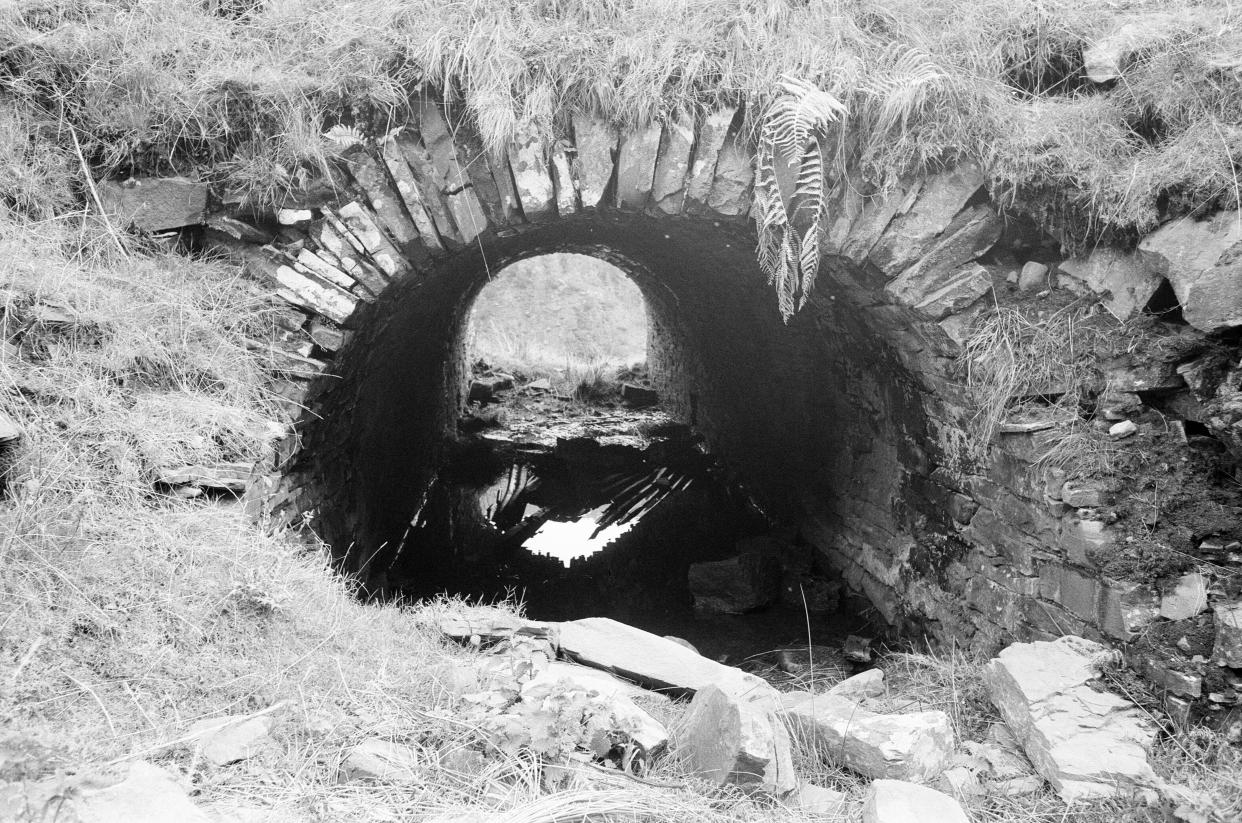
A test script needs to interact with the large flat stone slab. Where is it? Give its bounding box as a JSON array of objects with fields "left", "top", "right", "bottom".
[
  {"left": 72, "top": 761, "right": 213, "bottom": 823},
  {"left": 98, "top": 177, "right": 207, "bottom": 231},
  {"left": 556, "top": 617, "right": 775, "bottom": 700},
  {"left": 983, "top": 635, "right": 1159, "bottom": 803},
  {"left": 680, "top": 683, "right": 797, "bottom": 796},
  {"left": 781, "top": 692, "right": 954, "bottom": 781}
]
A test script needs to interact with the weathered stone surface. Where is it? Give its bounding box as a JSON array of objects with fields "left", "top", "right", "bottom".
[
  {"left": 557, "top": 617, "right": 775, "bottom": 700},
  {"left": 1139, "top": 210, "right": 1242, "bottom": 331},
  {"left": 651, "top": 114, "right": 694, "bottom": 214},
  {"left": 256, "top": 252, "right": 359, "bottom": 324},
  {"left": 827, "top": 668, "right": 885, "bottom": 700},
  {"left": 1108, "top": 419, "right": 1138, "bottom": 439},
  {"left": 688, "top": 552, "right": 781, "bottom": 614},
  {"left": 983, "top": 636, "right": 1159, "bottom": 803},
  {"left": 787, "top": 783, "right": 847, "bottom": 815},
  {"left": 704, "top": 132, "right": 754, "bottom": 217},
  {"left": 333, "top": 202, "right": 406, "bottom": 279},
  {"left": 98, "top": 177, "right": 207, "bottom": 231},
  {"left": 1161, "top": 572, "right": 1209, "bottom": 620},
  {"left": 385, "top": 131, "right": 455, "bottom": 248},
  {"left": 1058, "top": 248, "right": 1161, "bottom": 319},
  {"left": 507, "top": 123, "right": 556, "bottom": 219},
  {"left": 886, "top": 205, "right": 1001, "bottom": 286},
  {"left": 614, "top": 122, "right": 661, "bottom": 210},
  {"left": 436, "top": 606, "right": 555, "bottom": 644},
  {"left": 1133, "top": 655, "right": 1202, "bottom": 699},
  {"left": 307, "top": 319, "right": 345, "bottom": 352},
  {"left": 343, "top": 146, "right": 419, "bottom": 247},
  {"left": 1098, "top": 579, "right": 1160, "bottom": 641},
  {"left": 867, "top": 164, "right": 986, "bottom": 273},
  {"left": 908, "top": 262, "right": 992, "bottom": 321},
  {"left": 684, "top": 108, "right": 737, "bottom": 208},
  {"left": 71, "top": 762, "right": 212, "bottom": 823},
  {"left": 1213, "top": 602, "right": 1242, "bottom": 667},
  {"left": 842, "top": 181, "right": 922, "bottom": 264},
  {"left": 862, "top": 779, "right": 970, "bottom": 823},
  {"left": 416, "top": 101, "right": 490, "bottom": 243},
  {"left": 189, "top": 714, "right": 273, "bottom": 766},
  {"left": 663, "top": 635, "right": 699, "bottom": 653},
  {"left": 781, "top": 692, "right": 954, "bottom": 781},
  {"left": 681, "top": 684, "right": 797, "bottom": 796},
  {"left": 340, "top": 738, "right": 422, "bottom": 783},
  {"left": 571, "top": 115, "right": 618, "bottom": 209},
  {"left": 550, "top": 141, "right": 579, "bottom": 215}
]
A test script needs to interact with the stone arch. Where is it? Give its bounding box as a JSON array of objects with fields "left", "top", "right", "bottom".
[{"left": 213, "top": 99, "right": 1026, "bottom": 646}]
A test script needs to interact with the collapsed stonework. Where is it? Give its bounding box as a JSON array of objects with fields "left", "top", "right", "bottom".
[{"left": 110, "top": 97, "right": 1240, "bottom": 729}]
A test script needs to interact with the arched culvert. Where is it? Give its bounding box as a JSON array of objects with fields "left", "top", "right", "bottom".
[{"left": 294, "top": 213, "right": 867, "bottom": 583}]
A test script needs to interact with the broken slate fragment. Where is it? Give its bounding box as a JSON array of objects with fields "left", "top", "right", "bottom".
[
  {"left": 340, "top": 738, "right": 422, "bottom": 783},
  {"left": 781, "top": 691, "right": 954, "bottom": 781},
  {"left": 1213, "top": 602, "right": 1242, "bottom": 667},
  {"left": 681, "top": 684, "right": 797, "bottom": 796},
  {"left": 983, "top": 635, "right": 1159, "bottom": 803},
  {"left": 862, "top": 779, "right": 970, "bottom": 823}
]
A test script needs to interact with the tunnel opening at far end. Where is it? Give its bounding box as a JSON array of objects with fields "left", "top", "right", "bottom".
[{"left": 296, "top": 214, "right": 939, "bottom": 661}]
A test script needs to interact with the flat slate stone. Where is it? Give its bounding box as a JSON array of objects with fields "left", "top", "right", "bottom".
[
  {"left": 74, "top": 761, "right": 213, "bottom": 823},
  {"left": 862, "top": 779, "right": 970, "bottom": 823},
  {"left": 983, "top": 635, "right": 1159, "bottom": 803},
  {"left": 1139, "top": 209, "right": 1242, "bottom": 331},
  {"left": 556, "top": 617, "right": 776, "bottom": 700}
]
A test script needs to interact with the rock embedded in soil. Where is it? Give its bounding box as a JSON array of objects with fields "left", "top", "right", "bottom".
[
  {"left": 1160, "top": 572, "right": 1209, "bottom": 620},
  {"left": 983, "top": 635, "right": 1159, "bottom": 803},
  {"left": 71, "top": 761, "right": 213, "bottom": 823},
  {"left": 1018, "top": 261, "right": 1049, "bottom": 291},
  {"left": 340, "top": 738, "right": 422, "bottom": 783},
  {"left": 688, "top": 552, "right": 782, "bottom": 614},
  {"left": 188, "top": 714, "right": 274, "bottom": 766},
  {"left": 827, "top": 668, "right": 886, "bottom": 700},
  {"left": 861, "top": 779, "right": 971, "bottom": 823},
  {"left": 680, "top": 683, "right": 797, "bottom": 796},
  {"left": 1138, "top": 208, "right": 1242, "bottom": 332},
  {"left": 98, "top": 177, "right": 208, "bottom": 232},
  {"left": 780, "top": 692, "right": 954, "bottom": 781},
  {"left": 556, "top": 617, "right": 776, "bottom": 700}
]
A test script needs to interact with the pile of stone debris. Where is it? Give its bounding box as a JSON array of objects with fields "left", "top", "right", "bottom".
[{"left": 13, "top": 606, "right": 1206, "bottom": 823}]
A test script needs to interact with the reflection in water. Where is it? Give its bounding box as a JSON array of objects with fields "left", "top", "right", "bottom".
[{"left": 522, "top": 505, "right": 637, "bottom": 567}]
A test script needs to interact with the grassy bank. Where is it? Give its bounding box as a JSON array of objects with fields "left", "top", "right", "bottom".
[{"left": 1, "top": 1, "right": 1238, "bottom": 246}]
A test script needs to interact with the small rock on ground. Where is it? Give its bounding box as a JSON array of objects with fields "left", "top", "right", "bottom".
[
  {"left": 339, "top": 738, "right": 422, "bottom": 783},
  {"left": 681, "top": 683, "right": 797, "bottom": 796}
]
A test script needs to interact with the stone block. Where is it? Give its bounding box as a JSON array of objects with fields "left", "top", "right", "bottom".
[
  {"left": 862, "top": 779, "right": 970, "bottom": 823},
  {"left": 651, "top": 114, "right": 694, "bottom": 213},
  {"left": 98, "top": 177, "right": 207, "bottom": 231},
  {"left": 1213, "top": 602, "right": 1242, "bottom": 667},
  {"left": 867, "top": 163, "right": 986, "bottom": 273},
  {"left": 782, "top": 692, "right": 954, "bottom": 781},
  {"left": 705, "top": 131, "right": 754, "bottom": 216},
  {"left": 1139, "top": 209, "right": 1242, "bottom": 332},
  {"left": 70, "top": 761, "right": 213, "bottom": 823},
  {"left": 188, "top": 715, "right": 273, "bottom": 766},
  {"left": 826, "top": 669, "right": 885, "bottom": 700},
  {"left": 684, "top": 108, "right": 737, "bottom": 207},
  {"left": 1098, "top": 579, "right": 1160, "bottom": 641},
  {"left": 885, "top": 205, "right": 1001, "bottom": 289},
  {"left": 1059, "top": 518, "right": 1113, "bottom": 566},
  {"left": 571, "top": 115, "right": 618, "bottom": 209},
  {"left": 984, "top": 636, "right": 1159, "bottom": 803},
  {"left": 1018, "top": 261, "right": 1049, "bottom": 291},
  {"left": 1057, "top": 248, "right": 1162, "bottom": 319},
  {"left": 681, "top": 684, "right": 797, "bottom": 796},
  {"left": 688, "top": 552, "right": 781, "bottom": 614},
  {"left": 1160, "top": 572, "right": 1209, "bottom": 620},
  {"left": 507, "top": 122, "right": 556, "bottom": 219},
  {"left": 614, "top": 123, "right": 661, "bottom": 210},
  {"left": 1038, "top": 563, "right": 1098, "bottom": 623},
  {"left": 1060, "top": 481, "right": 1104, "bottom": 508},
  {"left": 1132, "top": 655, "right": 1202, "bottom": 699},
  {"left": 911, "top": 262, "right": 992, "bottom": 321}
]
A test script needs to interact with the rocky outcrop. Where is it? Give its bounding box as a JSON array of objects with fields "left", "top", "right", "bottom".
[
  {"left": 983, "top": 636, "right": 1159, "bottom": 803},
  {"left": 781, "top": 692, "right": 954, "bottom": 781},
  {"left": 680, "top": 684, "right": 797, "bottom": 796}
]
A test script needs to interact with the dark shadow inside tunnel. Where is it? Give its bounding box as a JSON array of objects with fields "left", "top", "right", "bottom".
[{"left": 290, "top": 210, "right": 946, "bottom": 651}]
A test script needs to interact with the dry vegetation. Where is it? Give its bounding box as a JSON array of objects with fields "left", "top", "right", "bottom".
[{"left": 0, "top": 0, "right": 1238, "bottom": 246}]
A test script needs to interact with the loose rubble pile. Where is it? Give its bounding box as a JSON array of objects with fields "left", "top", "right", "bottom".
[{"left": 12, "top": 606, "right": 1202, "bottom": 823}]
